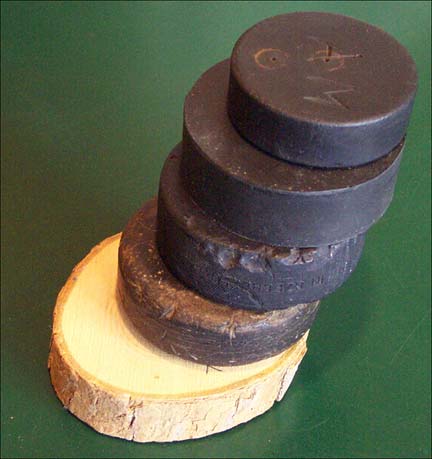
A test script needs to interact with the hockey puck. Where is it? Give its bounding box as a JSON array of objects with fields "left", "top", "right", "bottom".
[
  {"left": 118, "top": 198, "right": 320, "bottom": 366},
  {"left": 157, "top": 144, "right": 365, "bottom": 311},
  {"left": 228, "top": 12, "right": 417, "bottom": 168},
  {"left": 181, "top": 59, "right": 404, "bottom": 247}
]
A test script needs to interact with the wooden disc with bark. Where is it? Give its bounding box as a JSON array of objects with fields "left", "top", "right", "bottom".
[{"left": 48, "top": 233, "right": 310, "bottom": 442}]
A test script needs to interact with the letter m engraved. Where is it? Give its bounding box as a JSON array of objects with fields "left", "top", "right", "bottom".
[{"left": 304, "top": 76, "right": 354, "bottom": 110}]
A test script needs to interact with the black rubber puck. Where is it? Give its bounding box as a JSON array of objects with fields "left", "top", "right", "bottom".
[
  {"left": 157, "top": 144, "right": 365, "bottom": 311},
  {"left": 181, "top": 60, "right": 404, "bottom": 247},
  {"left": 228, "top": 12, "right": 417, "bottom": 168},
  {"left": 118, "top": 198, "right": 320, "bottom": 366}
]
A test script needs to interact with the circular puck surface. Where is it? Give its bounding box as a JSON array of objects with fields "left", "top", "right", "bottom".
[
  {"left": 228, "top": 12, "right": 417, "bottom": 167},
  {"left": 182, "top": 59, "right": 404, "bottom": 246},
  {"left": 158, "top": 144, "right": 365, "bottom": 310},
  {"left": 118, "top": 198, "right": 320, "bottom": 366}
]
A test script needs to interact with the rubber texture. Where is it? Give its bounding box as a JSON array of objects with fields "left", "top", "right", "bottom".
[
  {"left": 228, "top": 12, "right": 417, "bottom": 168},
  {"left": 157, "top": 145, "right": 365, "bottom": 311},
  {"left": 181, "top": 60, "right": 404, "bottom": 247},
  {"left": 118, "top": 198, "right": 320, "bottom": 366}
]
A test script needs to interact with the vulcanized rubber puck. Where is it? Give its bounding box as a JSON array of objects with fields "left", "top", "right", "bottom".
[
  {"left": 227, "top": 12, "right": 417, "bottom": 168},
  {"left": 157, "top": 144, "right": 365, "bottom": 311},
  {"left": 118, "top": 198, "right": 320, "bottom": 366},
  {"left": 181, "top": 60, "right": 404, "bottom": 247}
]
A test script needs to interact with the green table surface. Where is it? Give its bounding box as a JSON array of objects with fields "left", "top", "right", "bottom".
[{"left": 1, "top": 2, "right": 431, "bottom": 458}]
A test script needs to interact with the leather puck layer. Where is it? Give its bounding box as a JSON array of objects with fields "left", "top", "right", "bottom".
[
  {"left": 118, "top": 198, "right": 320, "bottom": 366},
  {"left": 228, "top": 12, "right": 417, "bottom": 168},
  {"left": 157, "top": 144, "right": 365, "bottom": 311},
  {"left": 181, "top": 60, "right": 404, "bottom": 247}
]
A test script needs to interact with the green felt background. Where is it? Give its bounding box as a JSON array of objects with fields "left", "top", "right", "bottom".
[{"left": 1, "top": 1, "right": 430, "bottom": 458}]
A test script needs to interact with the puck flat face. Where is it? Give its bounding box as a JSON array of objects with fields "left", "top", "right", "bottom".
[
  {"left": 118, "top": 198, "right": 320, "bottom": 366},
  {"left": 157, "top": 145, "right": 365, "bottom": 311},
  {"left": 182, "top": 60, "right": 404, "bottom": 246},
  {"left": 228, "top": 12, "right": 417, "bottom": 168}
]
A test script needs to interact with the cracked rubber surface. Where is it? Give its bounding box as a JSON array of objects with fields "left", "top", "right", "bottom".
[
  {"left": 118, "top": 198, "right": 320, "bottom": 366},
  {"left": 157, "top": 144, "right": 365, "bottom": 311}
]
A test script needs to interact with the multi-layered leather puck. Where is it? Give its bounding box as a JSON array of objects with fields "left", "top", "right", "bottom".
[
  {"left": 181, "top": 60, "right": 404, "bottom": 247},
  {"left": 228, "top": 12, "right": 417, "bottom": 168},
  {"left": 157, "top": 144, "right": 365, "bottom": 311},
  {"left": 118, "top": 198, "right": 320, "bottom": 366}
]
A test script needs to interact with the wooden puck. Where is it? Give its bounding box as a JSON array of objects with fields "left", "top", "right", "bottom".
[
  {"left": 181, "top": 59, "right": 404, "bottom": 247},
  {"left": 157, "top": 144, "right": 365, "bottom": 310},
  {"left": 228, "top": 12, "right": 417, "bottom": 168},
  {"left": 118, "top": 198, "right": 320, "bottom": 366},
  {"left": 48, "top": 233, "right": 309, "bottom": 443}
]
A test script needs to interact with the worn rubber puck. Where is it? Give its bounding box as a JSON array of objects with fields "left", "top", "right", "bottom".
[
  {"left": 157, "top": 144, "right": 365, "bottom": 311},
  {"left": 118, "top": 198, "right": 320, "bottom": 366},
  {"left": 181, "top": 60, "right": 404, "bottom": 247},
  {"left": 228, "top": 12, "right": 417, "bottom": 168}
]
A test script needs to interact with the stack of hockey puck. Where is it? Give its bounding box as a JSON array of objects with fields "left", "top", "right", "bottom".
[{"left": 118, "top": 12, "right": 417, "bottom": 367}]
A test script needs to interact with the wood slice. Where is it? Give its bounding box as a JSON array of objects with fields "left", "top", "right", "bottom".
[{"left": 48, "top": 234, "right": 309, "bottom": 443}]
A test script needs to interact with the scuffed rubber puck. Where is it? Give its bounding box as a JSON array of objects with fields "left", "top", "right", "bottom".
[
  {"left": 228, "top": 12, "right": 417, "bottom": 168},
  {"left": 181, "top": 60, "right": 404, "bottom": 247},
  {"left": 157, "top": 145, "right": 365, "bottom": 311},
  {"left": 118, "top": 198, "right": 320, "bottom": 366}
]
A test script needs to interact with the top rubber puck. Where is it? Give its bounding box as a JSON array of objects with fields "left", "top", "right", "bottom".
[
  {"left": 228, "top": 12, "right": 417, "bottom": 168},
  {"left": 182, "top": 60, "right": 404, "bottom": 247}
]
